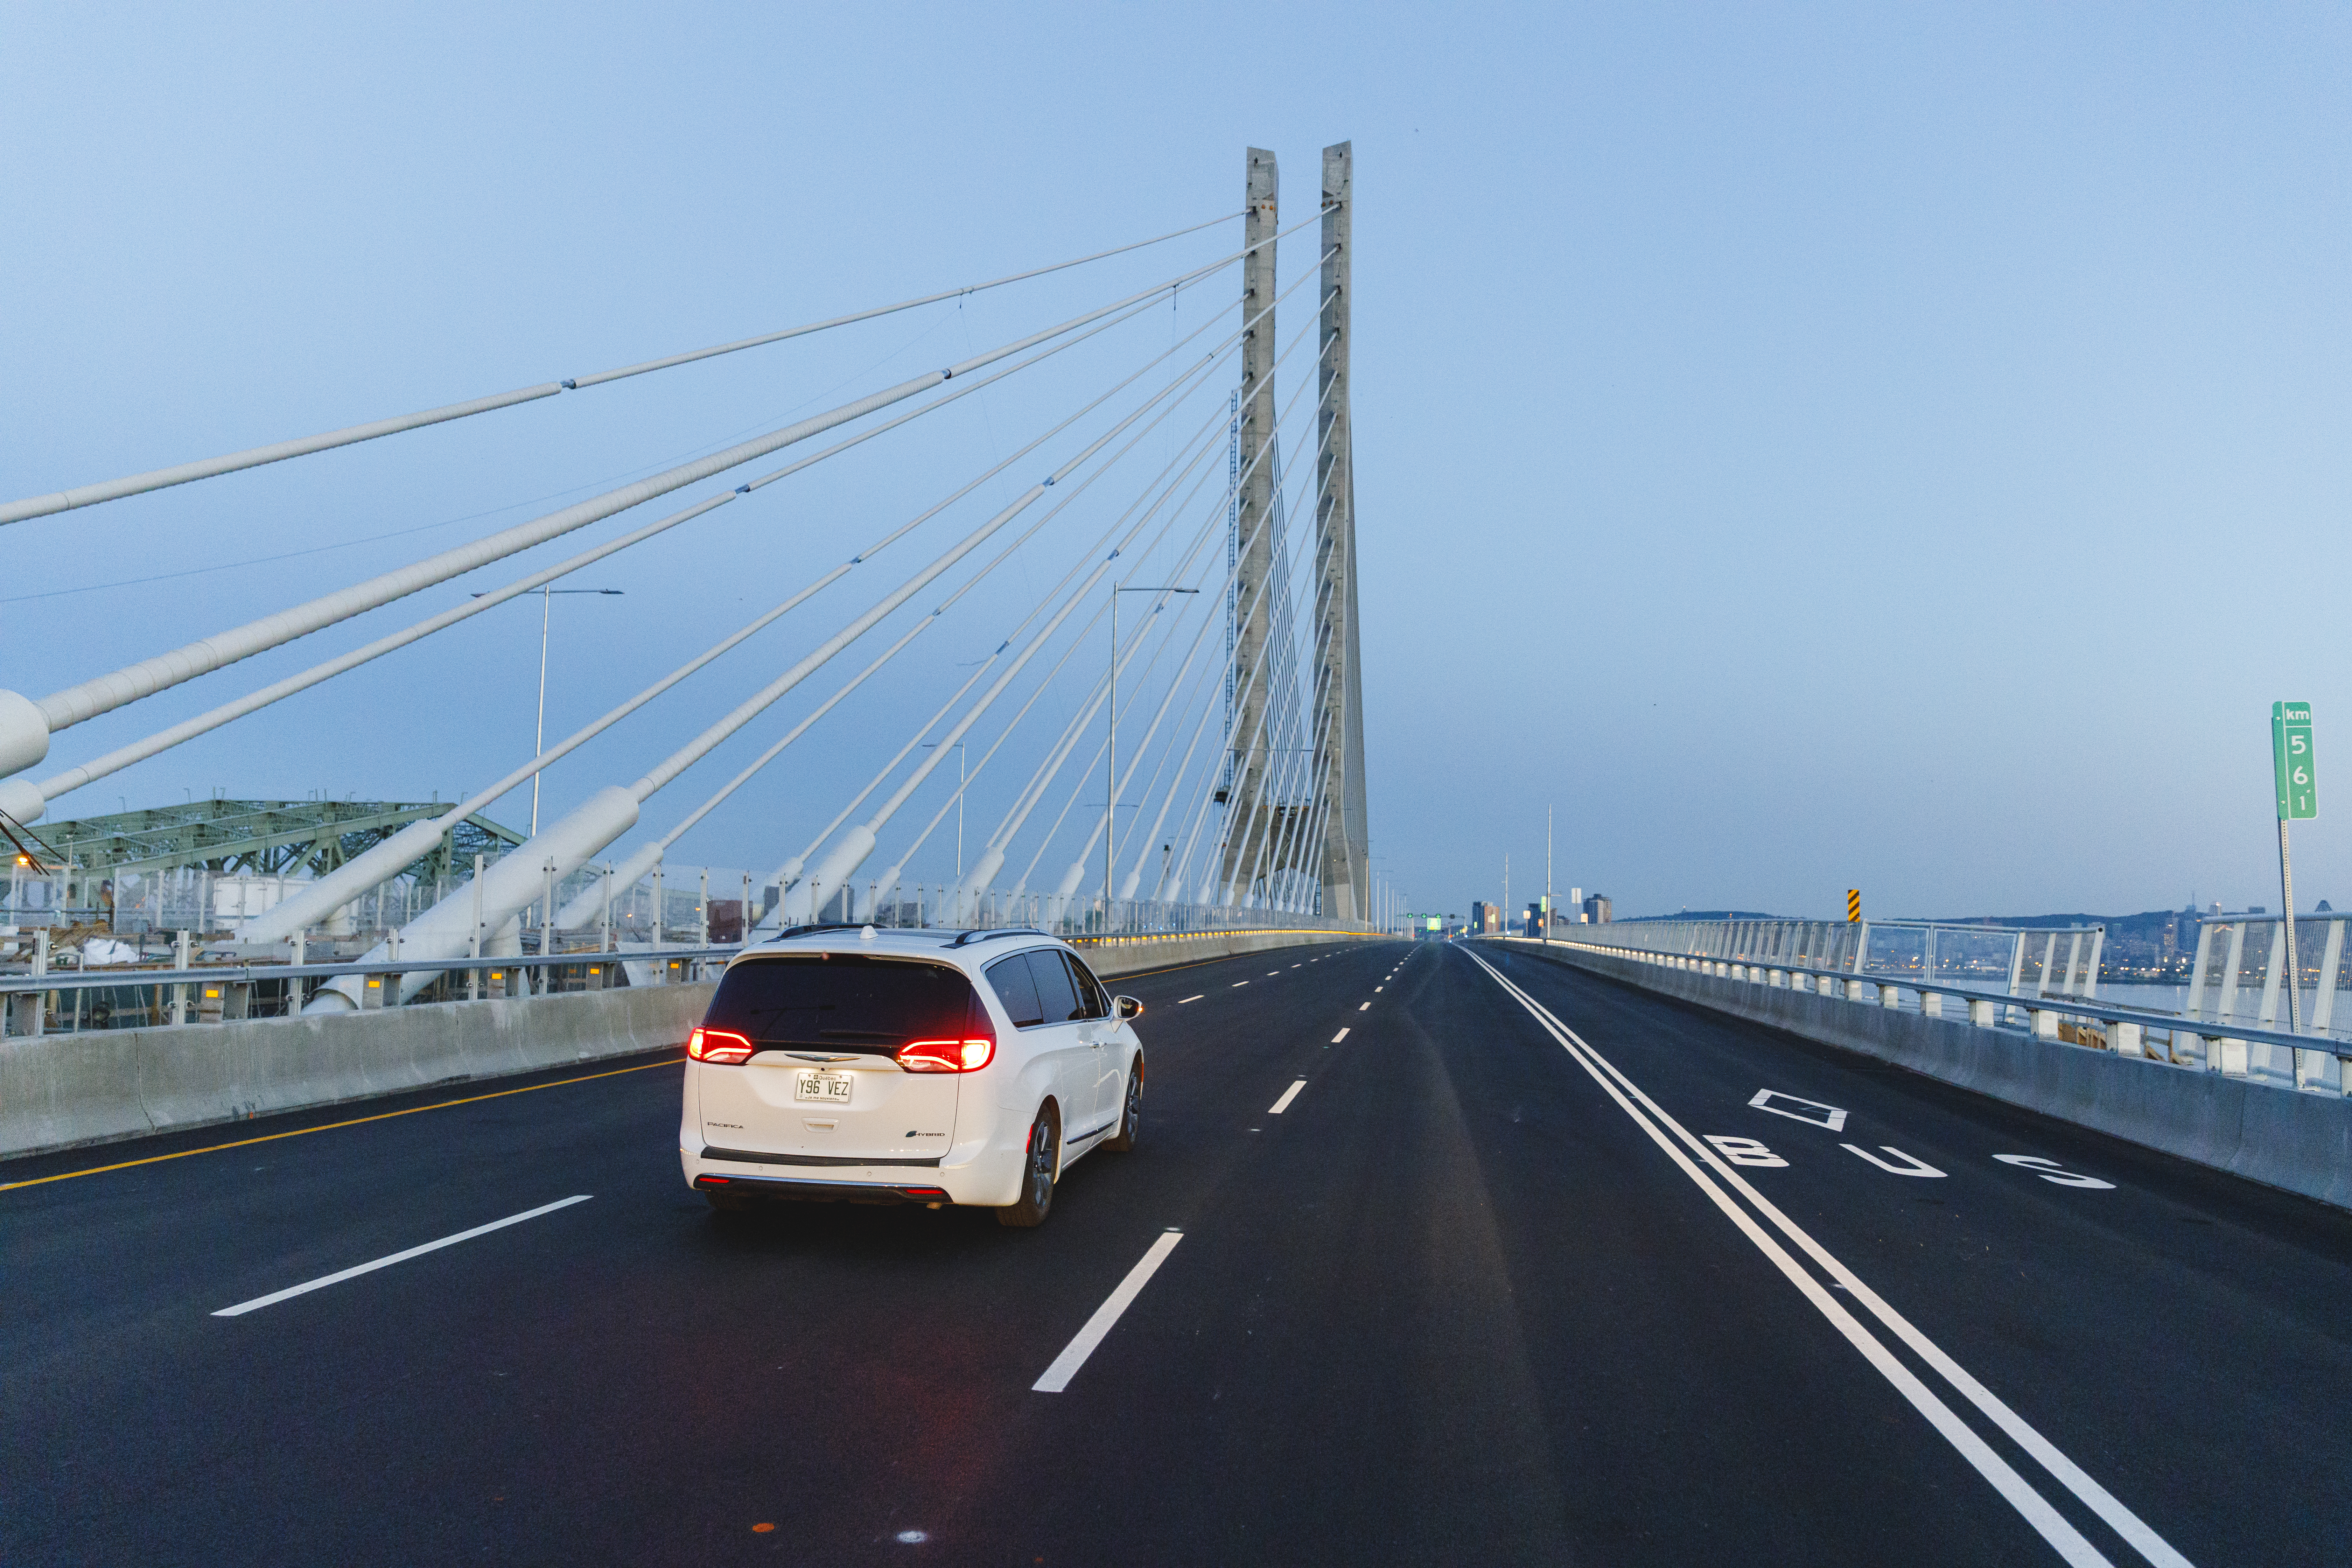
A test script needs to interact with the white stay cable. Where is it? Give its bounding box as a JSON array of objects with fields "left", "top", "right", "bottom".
[
  {"left": 782, "top": 256, "right": 1334, "bottom": 917},
  {"left": 625, "top": 321, "right": 1243, "bottom": 821},
  {"left": 1204, "top": 346, "right": 1346, "bottom": 899},
  {"left": 562, "top": 323, "right": 1234, "bottom": 925},
  {"left": 744, "top": 282, "right": 1287, "bottom": 921},
  {"left": 1140, "top": 653, "right": 1228, "bottom": 899},
  {"left": 239, "top": 310, "right": 1226, "bottom": 944},
  {"left": 1055, "top": 561, "right": 1227, "bottom": 899},
  {"left": 0, "top": 210, "right": 1245, "bottom": 528},
  {"left": 0, "top": 232, "right": 1276, "bottom": 783},
  {"left": 1119, "top": 641, "right": 1226, "bottom": 897},
  {"left": 894, "top": 524, "right": 1220, "bottom": 911},
  {"left": 964, "top": 266, "right": 1332, "bottom": 875},
  {"left": 1038, "top": 313, "right": 1339, "bottom": 907},
  {"left": 1004, "top": 528, "right": 1227, "bottom": 899},
  {"left": 303, "top": 324, "right": 1242, "bottom": 1002},
  {"left": 781, "top": 356, "right": 1244, "bottom": 918},
  {"left": 8, "top": 288, "right": 1176, "bottom": 826},
  {"left": 972, "top": 405, "right": 1236, "bottom": 859}
]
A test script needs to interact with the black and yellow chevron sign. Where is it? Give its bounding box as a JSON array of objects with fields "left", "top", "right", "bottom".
[{"left": 1847, "top": 889, "right": 1861, "bottom": 923}]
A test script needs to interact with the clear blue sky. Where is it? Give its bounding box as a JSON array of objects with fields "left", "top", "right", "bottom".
[{"left": 6, "top": 2, "right": 2347, "bottom": 921}]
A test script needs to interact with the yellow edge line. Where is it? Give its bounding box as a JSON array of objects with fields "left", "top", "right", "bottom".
[{"left": 0, "top": 1054, "right": 685, "bottom": 1194}]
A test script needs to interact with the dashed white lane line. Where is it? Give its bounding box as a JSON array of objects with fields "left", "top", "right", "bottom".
[
  {"left": 1268, "top": 1079, "right": 1308, "bottom": 1114},
  {"left": 1033, "top": 1230, "right": 1185, "bottom": 1393},
  {"left": 1267, "top": 971, "right": 1281, "bottom": 976},
  {"left": 213, "top": 1196, "right": 593, "bottom": 1317},
  {"left": 1177, "top": 995, "right": 1204, "bottom": 1004},
  {"left": 1358, "top": 1001, "right": 1370, "bottom": 1011},
  {"left": 1374, "top": 986, "right": 1383, "bottom": 992},
  {"left": 1232, "top": 981, "right": 1250, "bottom": 988},
  {"left": 1331, "top": 1028, "right": 1350, "bottom": 1043}
]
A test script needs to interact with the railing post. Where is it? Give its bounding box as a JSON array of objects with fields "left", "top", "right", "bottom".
[
  {"left": 2185, "top": 918, "right": 2214, "bottom": 1020},
  {"left": 650, "top": 867, "right": 664, "bottom": 981},
  {"left": 169, "top": 929, "right": 189, "bottom": 1026},
  {"left": 2216, "top": 922, "right": 2247, "bottom": 1028},
  {"left": 468, "top": 852, "right": 485, "bottom": 1001},
  {"left": 2306, "top": 919, "right": 2344, "bottom": 1091}
]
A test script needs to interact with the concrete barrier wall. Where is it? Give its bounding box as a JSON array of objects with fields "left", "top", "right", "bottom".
[
  {"left": 1505, "top": 938, "right": 2352, "bottom": 1212},
  {"left": 0, "top": 928, "right": 1392, "bottom": 1163},
  {"left": 1, "top": 981, "right": 715, "bottom": 1162}
]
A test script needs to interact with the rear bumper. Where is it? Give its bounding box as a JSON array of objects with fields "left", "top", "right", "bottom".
[
  {"left": 682, "top": 1139, "right": 1024, "bottom": 1208},
  {"left": 693, "top": 1171, "right": 953, "bottom": 1205}
]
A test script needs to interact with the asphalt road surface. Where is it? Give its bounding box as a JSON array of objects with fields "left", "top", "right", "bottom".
[{"left": 7, "top": 938, "right": 2348, "bottom": 1565}]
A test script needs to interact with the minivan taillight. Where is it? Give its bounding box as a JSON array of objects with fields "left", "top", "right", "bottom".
[
  {"left": 688, "top": 1027, "right": 755, "bottom": 1064},
  {"left": 897, "top": 1036, "right": 995, "bottom": 1073}
]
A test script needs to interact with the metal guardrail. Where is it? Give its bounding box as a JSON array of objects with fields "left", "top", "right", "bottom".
[
  {"left": 1, "top": 908, "right": 1366, "bottom": 1037},
  {"left": 1512, "top": 933, "right": 2347, "bottom": 1094},
  {"left": 0, "top": 943, "right": 738, "bottom": 1038},
  {"left": 1578, "top": 916, "right": 2107, "bottom": 998}
]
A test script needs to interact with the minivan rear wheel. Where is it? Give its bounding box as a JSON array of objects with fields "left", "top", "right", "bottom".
[{"left": 996, "top": 1104, "right": 1059, "bottom": 1228}]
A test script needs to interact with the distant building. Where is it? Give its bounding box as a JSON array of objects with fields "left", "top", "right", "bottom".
[
  {"left": 1470, "top": 900, "right": 1499, "bottom": 934},
  {"left": 1583, "top": 893, "right": 1612, "bottom": 924}
]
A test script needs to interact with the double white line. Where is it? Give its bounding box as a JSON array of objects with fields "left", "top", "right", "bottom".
[{"left": 1458, "top": 946, "right": 2190, "bottom": 1568}]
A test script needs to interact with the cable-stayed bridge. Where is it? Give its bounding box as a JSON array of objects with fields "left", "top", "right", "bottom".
[
  {"left": 7, "top": 144, "right": 2348, "bottom": 1568},
  {"left": 1, "top": 143, "right": 1389, "bottom": 1016}
]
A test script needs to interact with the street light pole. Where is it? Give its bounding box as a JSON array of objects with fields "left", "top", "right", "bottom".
[
  {"left": 1110, "top": 584, "right": 1200, "bottom": 905},
  {"left": 471, "top": 586, "right": 623, "bottom": 837}
]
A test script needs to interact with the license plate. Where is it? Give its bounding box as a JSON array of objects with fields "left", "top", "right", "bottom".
[{"left": 794, "top": 1071, "right": 854, "bottom": 1104}]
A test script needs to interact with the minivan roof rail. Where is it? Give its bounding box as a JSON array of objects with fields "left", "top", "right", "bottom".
[{"left": 946, "top": 927, "right": 1051, "bottom": 948}]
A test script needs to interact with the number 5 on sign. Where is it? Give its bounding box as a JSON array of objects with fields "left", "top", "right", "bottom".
[{"left": 2272, "top": 702, "right": 2317, "bottom": 820}]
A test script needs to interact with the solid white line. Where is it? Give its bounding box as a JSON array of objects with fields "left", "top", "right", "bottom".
[
  {"left": 1456, "top": 949, "right": 2134, "bottom": 1568},
  {"left": 212, "top": 1195, "right": 594, "bottom": 1317},
  {"left": 1177, "top": 994, "right": 1204, "bottom": 1004},
  {"left": 1331, "top": 1028, "right": 1350, "bottom": 1043},
  {"left": 1514, "top": 980, "right": 2191, "bottom": 1568},
  {"left": 1269, "top": 1079, "right": 1307, "bottom": 1114},
  {"left": 1032, "top": 1230, "right": 1185, "bottom": 1392}
]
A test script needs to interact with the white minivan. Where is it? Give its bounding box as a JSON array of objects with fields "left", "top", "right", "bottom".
[{"left": 680, "top": 926, "right": 1145, "bottom": 1227}]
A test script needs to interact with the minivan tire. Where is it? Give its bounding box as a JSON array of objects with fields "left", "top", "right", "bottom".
[{"left": 996, "top": 1104, "right": 1060, "bottom": 1228}]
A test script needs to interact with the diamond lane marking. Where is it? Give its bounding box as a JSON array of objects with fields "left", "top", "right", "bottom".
[{"left": 1748, "top": 1088, "right": 1848, "bottom": 1131}]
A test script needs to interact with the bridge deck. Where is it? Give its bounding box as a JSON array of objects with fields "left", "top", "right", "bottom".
[{"left": 5, "top": 941, "right": 2342, "bottom": 1563}]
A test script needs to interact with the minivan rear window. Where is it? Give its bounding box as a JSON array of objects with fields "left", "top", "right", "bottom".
[{"left": 703, "top": 955, "right": 986, "bottom": 1055}]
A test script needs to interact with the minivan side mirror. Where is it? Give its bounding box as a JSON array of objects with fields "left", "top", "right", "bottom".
[{"left": 1114, "top": 995, "right": 1144, "bottom": 1020}]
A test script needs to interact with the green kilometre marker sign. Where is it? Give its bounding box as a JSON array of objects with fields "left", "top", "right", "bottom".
[
  {"left": 2273, "top": 701, "right": 2316, "bottom": 819},
  {"left": 2269, "top": 701, "right": 2316, "bottom": 1039}
]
